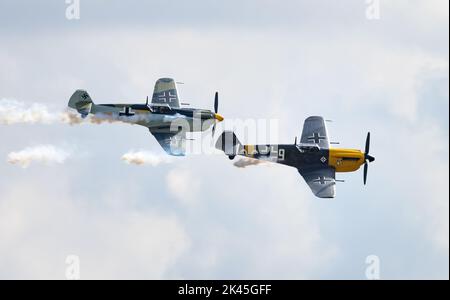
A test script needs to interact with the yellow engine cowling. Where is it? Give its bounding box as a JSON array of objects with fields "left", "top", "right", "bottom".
[{"left": 328, "top": 148, "right": 365, "bottom": 172}]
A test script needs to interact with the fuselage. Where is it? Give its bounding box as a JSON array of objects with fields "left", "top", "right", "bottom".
[
  {"left": 238, "top": 144, "right": 365, "bottom": 173},
  {"left": 89, "top": 103, "right": 220, "bottom": 132}
]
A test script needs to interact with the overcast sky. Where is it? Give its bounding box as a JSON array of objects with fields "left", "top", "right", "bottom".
[{"left": 0, "top": 0, "right": 448, "bottom": 279}]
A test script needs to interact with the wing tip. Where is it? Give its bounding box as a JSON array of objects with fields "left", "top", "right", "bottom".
[
  {"left": 305, "top": 115, "right": 324, "bottom": 120},
  {"left": 316, "top": 194, "right": 336, "bottom": 199},
  {"left": 156, "top": 77, "right": 175, "bottom": 83}
]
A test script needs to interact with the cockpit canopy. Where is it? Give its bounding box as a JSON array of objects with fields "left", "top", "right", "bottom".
[
  {"left": 296, "top": 143, "right": 321, "bottom": 153},
  {"left": 149, "top": 103, "right": 175, "bottom": 114}
]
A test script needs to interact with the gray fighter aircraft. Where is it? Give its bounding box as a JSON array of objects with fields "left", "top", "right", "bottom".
[
  {"left": 216, "top": 116, "right": 375, "bottom": 198},
  {"left": 68, "top": 78, "right": 224, "bottom": 156}
]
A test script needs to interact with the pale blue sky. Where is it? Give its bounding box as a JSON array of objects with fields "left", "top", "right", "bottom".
[{"left": 0, "top": 0, "right": 448, "bottom": 279}]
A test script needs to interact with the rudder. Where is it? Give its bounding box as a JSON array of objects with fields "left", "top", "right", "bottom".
[
  {"left": 68, "top": 90, "right": 94, "bottom": 117},
  {"left": 151, "top": 78, "right": 180, "bottom": 108},
  {"left": 215, "top": 131, "right": 242, "bottom": 158}
]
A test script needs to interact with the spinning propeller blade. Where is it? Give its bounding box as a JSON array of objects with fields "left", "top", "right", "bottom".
[
  {"left": 363, "top": 132, "right": 375, "bottom": 185},
  {"left": 212, "top": 92, "right": 223, "bottom": 137},
  {"left": 214, "top": 92, "right": 219, "bottom": 114}
]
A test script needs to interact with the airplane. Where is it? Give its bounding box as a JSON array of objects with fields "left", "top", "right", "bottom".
[
  {"left": 68, "top": 78, "right": 224, "bottom": 156},
  {"left": 215, "top": 116, "right": 375, "bottom": 198}
]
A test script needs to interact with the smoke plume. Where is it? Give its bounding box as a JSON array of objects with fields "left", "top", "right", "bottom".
[
  {"left": 7, "top": 145, "right": 71, "bottom": 168},
  {"left": 121, "top": 151, "right": 172, "bottom": 166},
  {"left": 0, "top": 99, "right": 60, "bottom": 125},
  {"left": 0, "top": 99, "right": 130, "bottom": 126},
  {"left": 233, "top": 157, "right": 270, "bottom": 168}
]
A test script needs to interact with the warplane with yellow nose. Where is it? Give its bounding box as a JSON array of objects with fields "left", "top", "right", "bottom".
[
  {"left": 68, "top": 78, "right": 224, "bottom": 156},
  {"left": 216, "top": 116, "right": 375, "bottom": 198}
]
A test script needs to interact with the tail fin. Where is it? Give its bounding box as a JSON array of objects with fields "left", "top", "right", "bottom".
[
  {"left": 68, "top": 90, "right": 94, "bottom": 117},
  {"left": 151, "top": 78, "right": 180, "bottom": 108},
  {"left": 215, "top": 131, "right": 242, "bottom": 158}
]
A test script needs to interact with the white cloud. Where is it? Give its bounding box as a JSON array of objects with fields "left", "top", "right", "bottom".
[
  {"left": 170, "top": 157, "right": 337, "bottom": 279},
  {"left": 166, "top": 168, "right": 202, "bottom": 206},
  {"left": 0, "top": 180, "right": 190, "bottom": 279},
  {"left": 0, "top": 0, "right": 447, "bottom": 279},
  {"left": 389, "top": 123, "right": 449, "bottom": 253}
]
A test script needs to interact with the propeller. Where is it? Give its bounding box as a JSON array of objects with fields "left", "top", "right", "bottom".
[
  {"left": 363, "top": 132, "right": 375, "bottom": 185},
  {"left": 212, "top": 92, "right": 223, "bottom": 137},
  {"left": 214, "top": 92, "right": 219, "bottom": 114}
]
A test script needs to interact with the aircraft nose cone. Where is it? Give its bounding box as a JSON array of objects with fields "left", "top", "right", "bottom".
[
  {"left": 366, "top": 154, "right": 375, "bottom": 162},
  {"left": 214, "top": 113, "right": 224, "bottom": 122}
]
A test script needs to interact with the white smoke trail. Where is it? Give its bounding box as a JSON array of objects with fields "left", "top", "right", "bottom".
[
  {"left": 60, "top": 111, "right": 120, "bottom": 125},
  {"left": 7, "top": 145, "right": 71, "bottom": 168},
  {"left": 0, "top": 99, "right": 60, "bottom": 125},
  {"left": 0, "top": 99, "right": 130, "bottom": 126},
  {"left": 121, "top": 151, "right": 172, "bottom": 166},
  {"left": 233, "top": 157, "right": 271, "bottom": 168}
]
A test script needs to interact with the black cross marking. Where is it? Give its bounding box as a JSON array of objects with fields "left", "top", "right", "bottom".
[
  {"left": 119, "top": 107, "right": 135, "bottom": 116},
  {"left": 307, "top": 132, "right": 326, "bottom": 144},
  {"left": 313, "top": 176, "right": 332, "bottom": 185},
  {"left": 158, "top": 91, "right": 177, "bottom": 103}
]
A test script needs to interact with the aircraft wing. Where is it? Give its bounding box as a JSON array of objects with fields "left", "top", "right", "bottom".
[
  {"left": 298, "top": 167, "right": 336, "bottom": 198},
  {"left": 300, "top": 116, "right": 330, "bottom": 149},
  {"left": 150, "top": 130, "right": 186, "bottom": 156},
  {"left": 151, "top": 78, "right": 180, "bottom": 108}
]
